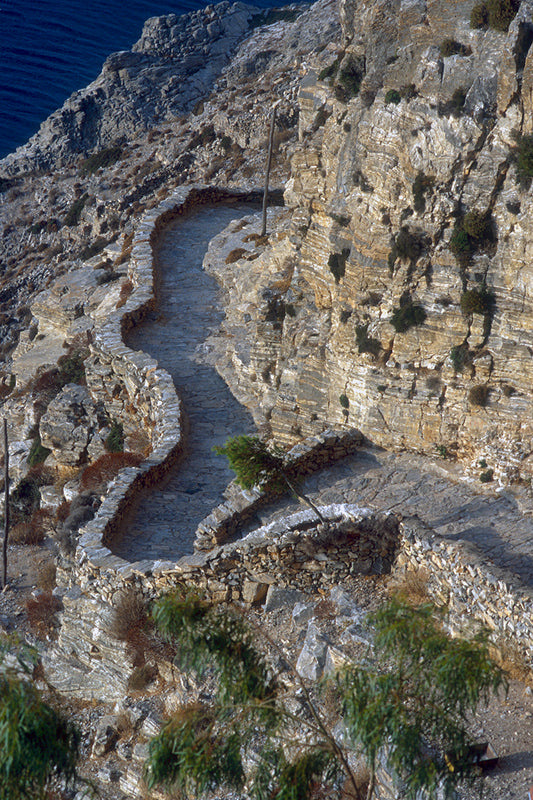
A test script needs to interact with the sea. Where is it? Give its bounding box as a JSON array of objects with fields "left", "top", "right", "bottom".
[{"left": 0, "top": 0, "right": 281, "bottom": 160}]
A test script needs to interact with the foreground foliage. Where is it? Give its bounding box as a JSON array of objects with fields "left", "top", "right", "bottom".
[
  {"left": 145, "top": 594, "right": 506, "bottom": 800},
  {"left": 0, "top": 637, "right": 83, "bottom": 800}
]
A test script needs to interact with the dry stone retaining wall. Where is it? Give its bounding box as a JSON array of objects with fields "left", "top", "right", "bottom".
[
  {"left": 397, "top": 516, "right": 533, "bottom": 669},
  {"left": 68, "top": 184, "right": 533, "bottom": 684}
]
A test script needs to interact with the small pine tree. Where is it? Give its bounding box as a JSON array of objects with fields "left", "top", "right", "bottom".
[{"left": 214, "top": 435, "right": 325, "bottom": 522}]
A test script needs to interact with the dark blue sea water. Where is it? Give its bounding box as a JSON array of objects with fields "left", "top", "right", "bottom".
[{"left": 0, "top": 0, "right": 278, "bottom": 160}]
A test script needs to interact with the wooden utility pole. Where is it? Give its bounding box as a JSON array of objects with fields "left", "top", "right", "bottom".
[
  {"left": 2, "top": 419, "right": 9, "bottom": 590},
  {"left": 261, "top": 99, "right": 281, "bottom": 238}
]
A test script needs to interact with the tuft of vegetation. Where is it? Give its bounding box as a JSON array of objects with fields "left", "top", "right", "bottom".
[
  {"left": 328, "top": 248, "right": 350, "bottom": 283},
  {"left": 463, "top": 210, "right": 491, "bottom": 241},
  {"left": 480, "top": 468, "right": 494, "bottom": 482},
  {"left": 355, "top": 324, "right": 381, "bottom": 356},
  {"left": 64, "top": 193, "right": 89, "bottom": 227},
  {"left": 331, "top": 212, "right": 351, "bottom": 227},
  {"left": 471, "top": 0, "right": 519, "bottom": 30},
  {"left": 399, "top": 83, "right": 418, "bottom": 100},
  {"left": 384, "top": 89, "right": 401, "bottom": 104},
  {"left": 471, "top": 1, "right": 489, "bottom": 27},
  {"left": 339, "top": 394, "right": 349, "bottom": 409},
  {"left": 515, "top": 133, "right": 533, "bottom": 184},
  {"left": 318, "top": 56, "right": 341, "bottom": 82},
  {"left": 80, "top": 452, "right": 143, "bottom": 493},
  {"left": 57, "top": 351, "right": 86, "bottom": 386},
  {"left": 25, "top": 592, "right": 62, "bottom": 639},
  {"left": 334, "top": 58, "right": 364, "bottom": 102},
  {"left": 460, "top": 287, "right": 494, "bottom": 315},
  {"left": 450, "top": 344, "right": 471, "bottom": 372},
  {"left": 105, "top": 421, "right": 124, "bottom": 453},
  {"left": 214, "top": 435, "right": 324, "bottom": 522},
  {"left": 469, "top": 384, "right": 490, "bottom": 406},
  {"left": 27, "top": 434, "right": 51, "bottom": 468},
  {"left": 440, "top": 39, "right": 472, "bottom": 57},
  {"left": 388, "top": 227, "right": 426, "bottom": 270},
  {"left": 390, "top": 302, "right": 427, "bottom": 333},
  {"left": 79, "top": 236, "right": 108, "bottom": 261},
  {"left": 225, "top": 248, "right": 248, "bottom": 265},
  {"left": 412, "top": 172, "right": 434, "bottom": 213},
  {"left": 79, "top": 145, "right": 123, "bottom": 176},
  {"left": 0, "top": 638, "right": 83, "bottom": 799}
]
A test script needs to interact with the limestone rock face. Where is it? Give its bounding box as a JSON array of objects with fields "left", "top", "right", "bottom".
[
  {"left": 209, "top": 0, "right": 533, "bottom": 486},
  {"left": 40, "top": 384, "right": 102, "bottom": 466}
]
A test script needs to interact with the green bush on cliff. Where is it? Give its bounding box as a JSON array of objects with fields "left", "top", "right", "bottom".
[
  {"left": 384, "top": 89, "right": 401, "bottom": 104},
  {"left": 79, "top": 145, "right": 123, "bottom": 176},
  {"left": 390, "top": 302, "right": 427, "bottom": 333},
  {"left": 64, "top": 194, "right": 89, "bottom": 227},
  {"left": 516, "top": 133, "right": 533, "bottom": 183},
  {"left": 328, "top": 248, "right": 350, "bottom": 283},
  {"left": 334, "top": 58, "right": 363, "bottom": 101}
]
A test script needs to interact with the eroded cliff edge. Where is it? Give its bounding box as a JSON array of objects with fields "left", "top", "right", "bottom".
[{"left": 209, "top": 0, "right": 533, "bottom": 486}]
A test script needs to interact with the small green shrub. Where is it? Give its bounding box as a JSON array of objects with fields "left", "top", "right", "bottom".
[
  {"left": 355, "top": 324, "right": 381, "bottom": 356},
  {"left": 450, "top": 344, "right": 470, "bottom": 372},
  {"left": 486, "top": 0, "right": 519, "bottom": 30},
  {"left": 339, "top": 394, "right": 350, "bottom": 409},
  {"left": 340, "top": 309, "right": 352, "bottom": 324},
  {"left": 389, "top": 227, "right": 426, "bottom": 268},
  {"left": 331, "top": 213, "right": 351, "bottom": 227},
  {"left": 469, "top": 384, "right": 490, "bottom": 406},
  {"left": 460, "top": 287, "right": 494, "bottom": 315},
  {"left": 440, "top": 39, "right": 472, "bottom": 57},
  {"left": 79, "top": 145, "right": 123, "bottom": 176},
  {"left": 318, "top": 56, "right": 341, "bottom": 82},
  {"left": 57, "top": 352, "right": 86, "bottom": 386},
  {"left": 105, "top": 421, "right": 124, "bottom": 453},
  {"left": 27, "top": 435, "right": 51, "bottom": 468},
  {"left": 516, "top": 134, "right": 533, "bottom": 182},
  {"left": 412, "top": 172, "right": 434, "bottom": 213},
  {"left": 390, "top": 303, "right": 427, "bottom": 333},
  {"left": 463, "top": 210, "right": 491, "bottom": 241},
  {"left": 64, "top": 194, "right": 89, "bottom": 227},
  {"left": 11, "top": 477, "right": 41, "bottom": 523},
  {"left": 334, "top": 59, "right": 363, "bottom": 101},
  {"left": 328, "top": 248, "right": 350, "bottom": 283},
  {"left": 385, "top": 89, "right": 401, "bottom": 104},
  {"left": 480, "top": 468, "right": 494, "bottom": 482},
  {"left": 435, "top": 444, "right": 448, "bottom": 458}
]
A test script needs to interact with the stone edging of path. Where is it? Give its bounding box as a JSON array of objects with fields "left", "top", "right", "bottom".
[
  {"left": 69, "top": 184, "right": 533, "bottom": 668},
  {"left": 73, "top": 185, "right": 363, "bottom": 577}
]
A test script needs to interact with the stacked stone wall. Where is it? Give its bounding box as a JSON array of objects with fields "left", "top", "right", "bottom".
[{"left": 68, "top": 185, "right": 533, "bottom": 683}]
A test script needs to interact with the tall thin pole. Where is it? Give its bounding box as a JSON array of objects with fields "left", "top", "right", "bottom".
[
  {"left": 2, "top": 419, "right": 8, "bottom": 590},
  {"left": 261, "top": 100, "right": 281, "bottom": 238}
]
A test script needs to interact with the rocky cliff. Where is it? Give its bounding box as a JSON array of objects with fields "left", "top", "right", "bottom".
[{"left": 208, "top": 0, "right": 533, "bottom": 486}]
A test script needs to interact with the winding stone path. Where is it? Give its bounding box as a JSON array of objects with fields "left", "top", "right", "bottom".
[
  {"left": 112, "top": 203, "right": 258, "bottom": 561},
  {"left": 111, "top": 201, "right": 533, "bottom": 591}
]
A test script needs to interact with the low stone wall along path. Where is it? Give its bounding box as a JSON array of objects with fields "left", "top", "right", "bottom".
[{"left": 113, "top": 204, "right": 258, "bottom": 560}]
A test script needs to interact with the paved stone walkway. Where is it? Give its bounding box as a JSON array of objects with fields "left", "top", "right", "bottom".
[
  {"left": 243, "top": 448, "right": 533, "bottom": 587},
  {"left": 112, "top": 203, "right": 533, "bottom": 589},
  {"left": 112, "top": 204, "right": 258, "bottom": 560}
]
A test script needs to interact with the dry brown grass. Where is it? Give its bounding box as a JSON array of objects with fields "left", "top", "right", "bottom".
[
  {"left": 492, "top": 638, "right": 533, "bottom": 685},
  {"left": 79, "top": 452, "right": 142, "bottom": 493},
  {"left": 387, "top": 567, "right": 430, "bottom": 606},
  {"left": 125, "top": 428, "right": 152, "bottom": 457},
  {"left": 36, "top": 561, "right": 57, "bottom": 591},
  {"left": 225, "top": 247, "right": 248, "bottom": 264},
  {"left": 25, "top": 592, "right": 62, "bottom": 639},
  {"left": 116, "top": 278, "right": 134, "bottom": 309},
  {"left": 10, "top": 509, "right": 53, "bottom": 545}
]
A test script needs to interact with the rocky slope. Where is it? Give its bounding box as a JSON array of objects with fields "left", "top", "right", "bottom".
[{"left": 208, "top": 0, "right": 533, "bottom": 487}]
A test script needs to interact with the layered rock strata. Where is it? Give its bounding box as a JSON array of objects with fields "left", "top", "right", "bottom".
[{"left": 207, "top": 0, "right": 533, "bottom": 486}]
